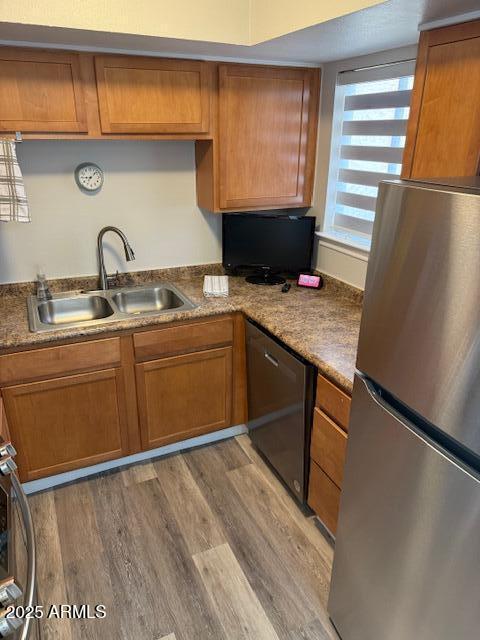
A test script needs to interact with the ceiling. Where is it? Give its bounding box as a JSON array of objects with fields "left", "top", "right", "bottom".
[{"left": 0, "top": 0, "right": 479, "bottom": 64}]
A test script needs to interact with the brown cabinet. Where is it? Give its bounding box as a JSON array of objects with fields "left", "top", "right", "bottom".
[
  {"left": 136, "top": 346, "right": 233, "bottom": 449},
  {"left": 402, "top": 20, "right": 480, "bottom": 179},
  {"left": 0, "top": 48, "right": 87, "bottom": 133},
  {"left": 308, "top": 375, "right": 351, "bottom": 535},
  {"left": 2, "top": 368, "right": 130, "bottom": 481},
  {"left": 308, "top": 460, "right": 341, "bottom": 535},
  {"left": 316, "top": 373, "right": 351, "bottom": 432},
  {"left": 94, "top": 55, "right": 211, "bottom": 134},
  {"left": 196, "top": 63, "right": 320, "bottom": 212},
  {"left": 310, "top": 407, "right": 347, "bottom": 489},
  {"left": 0, "top": 397, "right": 10, "bottom": 442},
  {"left": 0, "top": 315, "right": 243, "bottom": 481}
]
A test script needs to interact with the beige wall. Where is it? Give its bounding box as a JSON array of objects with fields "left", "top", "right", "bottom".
[
  {"left": 0, "top": 141, "right": 222, "bottom": 284},
  {"left": 0, "top": 0, "right": 385, "bottom": 45},
  {"left": 311, "top": 44, "right": 418, "bottom": 290},
  {"left": 0, "top": 0, "right": 250, "bottom": 45},
  {"left": 250, "top": 0, "right": 384, "bottom": 43}
]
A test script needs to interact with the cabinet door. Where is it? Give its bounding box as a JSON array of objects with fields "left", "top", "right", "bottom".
[
  {"left": 217, "top": 64, "right": 319, "bottom": 210},
  {"left": 0, "top": 48, "right": 87, "bottom": 133},
  {"left": 402, "top": 21, "right": 480, "bottom": 178},
  {"left": 94, "top": 55, "right": 211, "bottom": 134},
  {"left": 0, "top": 397, "right": 9, "bottom": 442},
  {"left": 136, "top": 347, "right": 232, "bottom": 450},
  {"left": 2, "top": 368, "right": 129, "bottom": 481}
]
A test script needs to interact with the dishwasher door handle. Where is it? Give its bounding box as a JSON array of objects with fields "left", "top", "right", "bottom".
[{"left": 264, "top": 351, "right": 279, "bottom": 367}]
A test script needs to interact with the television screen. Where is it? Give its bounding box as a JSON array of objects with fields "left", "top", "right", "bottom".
[{"left": 222, "top": 214, "right": 315, "bottom": 276}]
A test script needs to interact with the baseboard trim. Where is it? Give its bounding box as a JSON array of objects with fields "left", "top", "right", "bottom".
[{"left": 22, "top": 424, "right": 248, "bottom": 494}]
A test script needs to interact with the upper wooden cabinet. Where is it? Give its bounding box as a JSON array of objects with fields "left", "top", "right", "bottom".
[
  {"left": 94, "top": 55, "right": 211, "bottom": 134},
  {"left": 196, "top": 63, "right": 320, "bottom": 212},
  {"left": 0, "top": 48, "right": 88, "bottom": 133},
  {"left": 402, "top": 20, "right": 480, "bottom": 179}
]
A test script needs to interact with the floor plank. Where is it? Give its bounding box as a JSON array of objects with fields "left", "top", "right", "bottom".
[
  {"left": 193, "top": 543, "right": 280, "bottom": 640},
  {"left": 153, "top": 453, "right": 226, "bottom": 555},
  {"left": 29, "top": 491, "right": 73, "bottom": 640},
  {"left": 53, "top": 481, "right": 118, "bottom": 640},
  {"left": 122, "top": 478, "right": 226, "bottom": 640},
  {"left": 31, "top": 436, "right": 335, "bottom": 640},
  {"left": 235, "top": 434, "right": 334, "bottom": 567},
  {"left": 121, "top": 461, "right": 157, "bottom": 487},
  {"left": 183, "top": 444, "right": 332, "bottom": 640},
  {"left": 89, "top": 472, "right": 175, "bottom": 640}
]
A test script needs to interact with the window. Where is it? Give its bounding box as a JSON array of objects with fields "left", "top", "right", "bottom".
[{"left": 322, "top": 60, "right": 415, "bottom": 251}]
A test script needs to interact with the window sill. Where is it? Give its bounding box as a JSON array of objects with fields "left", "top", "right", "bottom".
[{"left": 315, "top": 231, "right": 370, "bottom": 262}]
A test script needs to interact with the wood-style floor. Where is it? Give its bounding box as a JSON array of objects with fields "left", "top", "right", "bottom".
[{"left": 29, "top": 435, "right": 338, "bottom": 640}]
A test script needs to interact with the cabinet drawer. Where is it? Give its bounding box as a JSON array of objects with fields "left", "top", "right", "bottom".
[
  {"left": 316, "top": 374, "right": 351, "bottom": 431},
  {"left": 133, "top": 317, "right": 233, "bottom": 360},
  {"left": 310, "top": 408, "right": 347, "bottom": 488},
  {"left": 308, "top": 460, "right": 341, "bottom": 535},
  {"left": 0, "top": 337, "right": 121, "bottom": 386}
]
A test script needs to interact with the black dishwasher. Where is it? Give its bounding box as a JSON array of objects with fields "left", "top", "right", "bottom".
[{"left": 246, "top": 320, "right": 316, "bottom": 504}]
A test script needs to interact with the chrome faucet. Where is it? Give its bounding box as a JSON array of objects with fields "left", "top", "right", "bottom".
[{"left": 97, "top": 226, "right": 135, "bottom": 290}]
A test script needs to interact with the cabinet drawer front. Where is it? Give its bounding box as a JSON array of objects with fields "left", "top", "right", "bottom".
[
  {"left": 2, "top": 368, "right": 129, "bottom": 481},
  {"left": 136, "top": 346, "right": 233, "bottom": 449},
  {"left": 310, "top": 408, "right": 347, "bottom": 488},
  {"left": 95, "top": 55, "right": 211, "bottom": 134},
  {"left": 308, "top": 460, "right": 341, "bottom": 535},
  {"left": 133, "top": 317, "right": 234, "bottom": 360},
  {"left": 0, "top": 48, "right": 87, "bottom": 133},
  {"left": 0, "top": 337, "right": 121, "bottom": 385},
  {"left": 316, "top": 374, "right": 351, "bottom": 431}
]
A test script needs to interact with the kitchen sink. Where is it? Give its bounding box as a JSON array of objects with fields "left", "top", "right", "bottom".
[
  {"left": 37, "top": 295, "right": 114, "bottom": 325},
  {"left": 27, "top": 283, "right": 197, "bottom": 332},
  {"left": 112, "top": 286, "right": 184, "bottom": 315}
]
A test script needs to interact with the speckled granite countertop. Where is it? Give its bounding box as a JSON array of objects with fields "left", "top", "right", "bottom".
[{"left": 0, "top": 265, "right": 362, "bottom": 393}]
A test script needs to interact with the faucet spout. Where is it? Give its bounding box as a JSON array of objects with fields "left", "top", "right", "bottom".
[{"left": 97, "top": 226, "right": 135, "bottom": 290}]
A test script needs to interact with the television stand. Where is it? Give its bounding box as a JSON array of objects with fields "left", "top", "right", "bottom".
[{"left": 246, "top": 269, "right": 285, "bottom": 286}]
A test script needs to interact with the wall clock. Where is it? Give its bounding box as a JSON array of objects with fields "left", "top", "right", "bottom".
[{"left": 75, "top": 162, "right": 104, "bottom": 193}]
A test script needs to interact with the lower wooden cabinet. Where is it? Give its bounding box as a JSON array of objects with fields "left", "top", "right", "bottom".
[
  {"left": 135, "top": 346, "right": 233, "bottom": 449},
  {"left": 0, "top": 314, "right": 243, "bottom": 481},
  {"left": 308, "top": 374, "right": 351, "bottom": 535},
  {"left": 2, "top": 368, "right": 130, "bottom": 481},
  {"left": 308, "top": 460, "right": 341, "bottom": 535}
]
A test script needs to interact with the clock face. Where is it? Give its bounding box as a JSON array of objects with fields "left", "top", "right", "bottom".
[{"left": 75, "top": 163, "right": 104, "bottom": 192}]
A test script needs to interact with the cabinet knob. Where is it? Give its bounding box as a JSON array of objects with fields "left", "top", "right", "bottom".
[
  {"left": 0, "top": 580, "right": 22, "bottom": 608},
  {"left": 0, "top": 457, "right": 16, "bottom": 477},
  {"left": 0, "top": 609, "right": 23, "bottom": 637},
  {"left": 0, "top": 444, "right": 16, "bottom": 460}
]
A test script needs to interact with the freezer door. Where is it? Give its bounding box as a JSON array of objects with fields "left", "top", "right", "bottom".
[
  {"left": 357, "top": 180, "right": 480, "bottom": 455},
  {"left": 246, "top": 321, "right": 309, "bottom": 501},
  {"left": 329, "top": 374, "right": 480, "bottom": 640}
]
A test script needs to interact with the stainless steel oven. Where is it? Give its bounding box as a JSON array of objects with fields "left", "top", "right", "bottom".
[{"left": 0, "top": 442, "right": 36, "bottom": 639}]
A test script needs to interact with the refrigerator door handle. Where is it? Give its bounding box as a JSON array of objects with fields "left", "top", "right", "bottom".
[{"left": 356, "top": 374, "right": 480, "bottom": 478}]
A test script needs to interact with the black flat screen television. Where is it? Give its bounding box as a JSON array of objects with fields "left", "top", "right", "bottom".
[{"left": 222, "top": 214, "right": 315, "bottom": 285}]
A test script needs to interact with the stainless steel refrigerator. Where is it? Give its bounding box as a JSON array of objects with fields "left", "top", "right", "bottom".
[{"left": 328, "top": 178, "right": 480, "bottom": 640}]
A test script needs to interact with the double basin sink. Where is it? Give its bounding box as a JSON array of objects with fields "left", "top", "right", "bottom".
[{"left": 27, "top": 283, "right": 197, "bottom": 333}]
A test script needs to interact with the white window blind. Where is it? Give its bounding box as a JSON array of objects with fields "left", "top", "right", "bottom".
[{"left": 322, "top": 60, "right": 415, "bottom": 251}]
